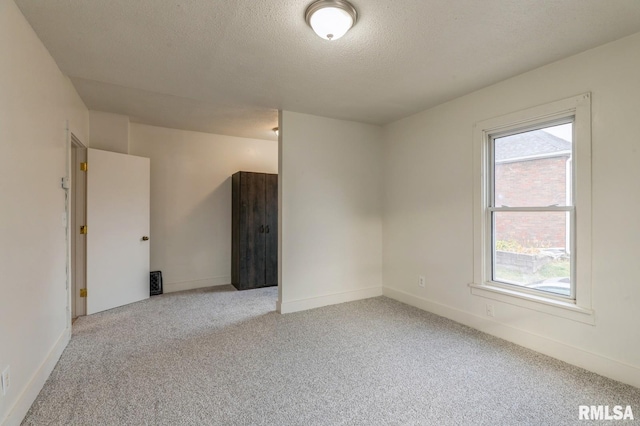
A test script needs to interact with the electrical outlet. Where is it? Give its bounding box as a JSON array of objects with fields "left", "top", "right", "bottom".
[
  {"left": 418, "top": 276, "right": 425, "bottom": 288},
  {"left": 486, "top": 304, "right": 495, "bottom": 318},
  {"left": 1, "top": 366, "right": 10, "bottom": 396}
]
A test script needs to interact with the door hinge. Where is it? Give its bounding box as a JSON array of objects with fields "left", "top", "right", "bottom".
[
  {"left": 80, "top": 225, "right": 87, "bottom": 234},
  {"left": 80, "top": 288, "right": 87, "bottom": 298},
  {"left": 80, "top": 162, "right": 88, "bottom": 172}
]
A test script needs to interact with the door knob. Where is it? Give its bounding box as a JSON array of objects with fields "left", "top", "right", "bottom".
[
  {"left": 259, "top": 225, "right": 264, "bottom": 234},
  {"left": 265, "top": 226, "right": 270, "bottom": 234},
  {"left": 142, "top": 236, "right": 149, "bottom": 241}
]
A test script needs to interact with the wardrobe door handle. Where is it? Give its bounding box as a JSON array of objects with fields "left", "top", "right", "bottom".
[
  {"left": 259, "top": 225, "right": 264, "bottom": 233},
  {"left": 265, "top": 226, "right": 270, "bottom": 234}
]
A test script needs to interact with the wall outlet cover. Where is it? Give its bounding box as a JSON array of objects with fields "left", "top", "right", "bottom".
[{"left": 486, "top": 304, "right": 495, "bottom": 317}]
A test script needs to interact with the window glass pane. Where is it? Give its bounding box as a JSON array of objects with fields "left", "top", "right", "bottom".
[
  {"left": 493, "top": 123, "right": 572, "bottom": 207},
  {"left": 493, "top": 211, "right": 571, "bottom": 296}
]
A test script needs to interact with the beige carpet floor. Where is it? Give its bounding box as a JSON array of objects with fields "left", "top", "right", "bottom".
[{"left": 22, "top": 285, "right": 640, "bottom": 425}]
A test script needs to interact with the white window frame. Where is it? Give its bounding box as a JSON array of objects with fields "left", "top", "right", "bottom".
[{"left": 470, "top": 93, "right": 594, "bottom": 325}]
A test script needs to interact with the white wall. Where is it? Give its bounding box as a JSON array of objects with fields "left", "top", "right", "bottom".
[
  {"left": 89, "top": 110, "right": 130, "bottom": 154},
  {"left": 278, "top": 111, "right": 383, "bottom": 313},
  {"left": 382, "top": 32, "right": 640, "bottom": 387},
  {"left": 129, "top": 123, "right": 277, "bottom": 293},
  {"left": 0, "top": 0, "right": 89, "bottom": 424}
]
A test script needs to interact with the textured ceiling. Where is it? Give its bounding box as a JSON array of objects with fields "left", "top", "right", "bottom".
[{"left": 15, "top": 0, "right": 640, "bottom": 140}]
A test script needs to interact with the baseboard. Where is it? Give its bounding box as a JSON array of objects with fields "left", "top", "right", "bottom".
[
  {"left": 1, "top": 327, "right": 71, "bottom": 426},
  {"left": 164, "top": 276, "right": 230, "bottom": 293},
  {"left": 278, "top": 286, "right": 382, "bottom": 314},
  {"left": 383, "top": 286, "right": 640, "bottom": 389}
]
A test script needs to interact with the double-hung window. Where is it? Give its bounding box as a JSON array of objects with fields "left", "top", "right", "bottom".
[
  {"left": 490, "top": 120, "right": 574, "bottom": 298},
  {"left": 471, "top": 94, "right": 594, "bottom": 324}
]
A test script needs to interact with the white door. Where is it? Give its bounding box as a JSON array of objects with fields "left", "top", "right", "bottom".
[{"left": 86, "top": 149, "right": 150, "bottom": 314}]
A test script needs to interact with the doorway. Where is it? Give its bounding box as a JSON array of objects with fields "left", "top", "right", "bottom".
[{"left": 70, "top": 135, "right": 87, "bottom": 319}]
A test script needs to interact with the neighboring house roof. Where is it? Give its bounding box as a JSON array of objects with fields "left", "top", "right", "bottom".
[{"left": 495, "top": 130, "right": 571, "bottom": 162}]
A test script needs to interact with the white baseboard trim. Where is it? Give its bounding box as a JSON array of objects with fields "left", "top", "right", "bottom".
[
  {"left": 164, "top": 276, "right": 230, "bottom": 293},
  {"left": 278, "top": 286, "right": 382, "bottom": 314},
  {"left": 383, "top": 286, "right": 640, "bottom": 389},
  {"left": 1, "top": 327, "right": 71, "bottom": 426}
]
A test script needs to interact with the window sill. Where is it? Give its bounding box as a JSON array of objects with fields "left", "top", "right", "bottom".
[{"left": 469, "top": 282, "right": 595, "bottom": 325}]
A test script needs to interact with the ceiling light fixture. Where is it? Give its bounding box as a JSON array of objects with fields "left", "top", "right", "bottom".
[
  {"left": 305, "top": 0, "right": 357, "bottom": 41},
  {"left": 272, "top": 127, "right": 279, "bottom": 136}
]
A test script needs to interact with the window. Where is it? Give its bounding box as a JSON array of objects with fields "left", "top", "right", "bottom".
[
  {"left": 490, "top": 121, "right": 574, "bottom": 298},
  {"left": 471, "top": 94, "right": 593, "bottom": 324}
]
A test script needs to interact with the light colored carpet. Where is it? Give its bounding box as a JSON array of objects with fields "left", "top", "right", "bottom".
[{"left": 22, "top": 286, "right": 639, "bottom": 425}]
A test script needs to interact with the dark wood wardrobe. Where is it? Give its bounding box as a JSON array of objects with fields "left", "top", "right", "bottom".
[{"left": 231, "top": 171, "right": 278, "bottom": 290}]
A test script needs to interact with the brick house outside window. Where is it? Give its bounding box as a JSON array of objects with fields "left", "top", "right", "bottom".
[
  {"left": 493, "top": 129, "right": 572, "bottom": 287},
  {"left": 495, "top": 129, "right": 571, "bottom": 249}
]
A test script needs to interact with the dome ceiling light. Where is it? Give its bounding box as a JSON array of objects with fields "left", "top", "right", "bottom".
[{"left": 305, "top": 0, "right": 358, "bottom": 41}]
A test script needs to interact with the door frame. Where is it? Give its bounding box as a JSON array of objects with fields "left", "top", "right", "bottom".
[
  {"left": 72, "top": 137, "right": 87, "bottom": 318},
  {"left": 67, "top": 128, "right": 87, "bottom": 322}
]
